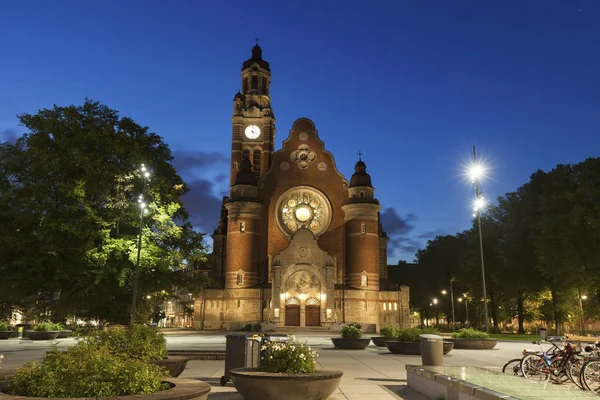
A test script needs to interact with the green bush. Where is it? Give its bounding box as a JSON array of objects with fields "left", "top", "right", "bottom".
[
  {"left": 5, "top": 342, "right": 168, "bottom": 397},
  {"left": 341, "top": 324, "right": 362, "bottom": 339},
  {"left": 380, "top": 326, "right": 398, "bottom": 339},
  {"left": 396, "top": 327, "right": 440, "bottom": 342},
  {"left": 33, "top": 321, "right": 63, "bottom": 332},
  {"left": 452, "top": 328, "right": 489, "bottom": 339},
  {"left": 84, "top": 324, "right": 167, "bottom": 360},
  {"left": 0, "top": 321, "right": 11, "bottom": 331},
  {"left": 260, "top": 338, "right": 317, "bottom": 373}
]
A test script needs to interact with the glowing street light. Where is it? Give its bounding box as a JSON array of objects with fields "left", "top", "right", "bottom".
[
  {"left": 468, "top": 146, "right": 490, "bottom": 334},
  {"left": 432, "top": 298, "right": 439, "bottom": 325},
  {"left": 131, "top": 164, "right": 151, "bottom": 322}
]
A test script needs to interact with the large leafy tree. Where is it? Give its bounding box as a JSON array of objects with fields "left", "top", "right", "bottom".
[{"left": 0, "top": 100, "right": 209, "bottom": 323}]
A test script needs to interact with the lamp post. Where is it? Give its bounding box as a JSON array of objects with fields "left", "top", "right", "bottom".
[
  {"left": 130, "top": 164, "right": 151, "bottom": 323},
  {"left": 469, "top": 146, "right": 489, "bottom": 334},
  {"left": 441, "top": 278, "right": 456, "bottom": 329},
  {"left": 457, "top": 294, "right": 469, "bottom": 325},
  {"left": 579, "top": 291, "right": 587, "bottom": 336},
  {"left": 433, "top": 298, "right": 439, "bottom": 325}
]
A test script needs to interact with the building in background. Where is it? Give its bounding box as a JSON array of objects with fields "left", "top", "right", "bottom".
[{"left": 193, "top": 45, "right": 410, "bottom": 331}]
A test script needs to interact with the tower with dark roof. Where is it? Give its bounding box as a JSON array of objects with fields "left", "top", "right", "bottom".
[{"left": 342, "top": 157, "right": 381, "bottom": 290}]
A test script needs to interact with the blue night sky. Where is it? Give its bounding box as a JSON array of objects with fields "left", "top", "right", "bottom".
[{"left": 1, "top": 1, "right": 599, "bottom": 263}]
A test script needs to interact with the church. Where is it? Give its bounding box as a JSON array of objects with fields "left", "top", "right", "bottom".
[{"left": 192, "top": 44, "right": 410, "bottom": 331}]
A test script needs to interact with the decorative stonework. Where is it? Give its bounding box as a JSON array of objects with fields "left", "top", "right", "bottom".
[
  {"left": 317, "top": 162, "right": 327, "bottom": 171},
  {"left": 275, "top": 186, "right": 332, "bottom": 238},
  {"left": 290, "top": 144, "right": 316, "bottom": 169},
  {"left": 298, "top": 132, "right": 308, "bottom": 141},
  {"left": 280, "top": 161, "right": 290, "bottom": 171},
  {"left": 295, "top": 247, "right": 312, "bottom": 260},
  {"left": 285, "top": 270, "right": 320, "bottom": 294}
]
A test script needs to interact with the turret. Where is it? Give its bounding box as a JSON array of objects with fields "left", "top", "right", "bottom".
[{"left": 342, "top": 157, "right": 381, "bottom": 290}]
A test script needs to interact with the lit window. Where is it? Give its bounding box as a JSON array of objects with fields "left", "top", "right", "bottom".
[
  {"left": 383, "top": 303, "right": 387, "bottom": 311},
  {"left": 240, "top": 222, "right": 246, "bottom": 232},
  {"left": 361, "top": 275, "right": 368, "bottom": 287},
  {"left": 394, "top": 303, "right": 398, "bottom": 311},
  {"left": 388, "top": 302, "right": 392, "bottom": 310}
]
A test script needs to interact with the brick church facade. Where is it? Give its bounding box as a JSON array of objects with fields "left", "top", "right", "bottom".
[{"left": 192, "top": 44, "right": 410, "bottom": 330}]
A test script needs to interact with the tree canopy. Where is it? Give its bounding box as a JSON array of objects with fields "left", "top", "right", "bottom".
[{"left": 0, "top": 100, "right": 210, "bottom": 323}]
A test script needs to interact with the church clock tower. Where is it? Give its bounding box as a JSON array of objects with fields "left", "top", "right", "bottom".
[{"left": 230, "top": 42, "right": 276, "bottom": 186}]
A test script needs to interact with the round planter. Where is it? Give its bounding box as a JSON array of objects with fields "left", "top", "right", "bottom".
[
  {"left": 147, "top": 356, "right": 190, "bottom": 378},
  {"left": 384, "top": 341, "right": 455, "bottom": 355},
  {"left": 0, "top": 332, "right": 13, "bottom": 340},
  {"left": 446, "top": 338, "right": 498, "bottom": 349},
  {"left": 331, "top": 338, "right": 371, "bottom": 350},
  {"left": 0, "top": 378, "right": 210, "bottom": 400},
  {"left": 230, "top": 367, "right": 342, "bottom": 400},
  {"left": 370, "top": 336, "right": 388, "bottom": 347},
  {"left": 56, "top": 330, "right": 73, "bottom": 339},
  {"left": 24, "top": 331, "right": 60, "bottom": 340}
]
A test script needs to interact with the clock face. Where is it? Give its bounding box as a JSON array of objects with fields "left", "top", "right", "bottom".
[{"left": 244, "top": 125, "right": 261, "bottom": 139}]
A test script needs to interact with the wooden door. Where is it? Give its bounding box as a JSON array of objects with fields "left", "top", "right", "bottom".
[
  {"left": 285, "top": 305, "right": 300, "bottom": 326},
  {"left": 305, "top": 305, "right": 321, "bottom": 326}
]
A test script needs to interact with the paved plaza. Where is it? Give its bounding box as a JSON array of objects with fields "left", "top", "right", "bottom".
[{"left": 0, "top": 331, "right": 582, "bottom": 399}]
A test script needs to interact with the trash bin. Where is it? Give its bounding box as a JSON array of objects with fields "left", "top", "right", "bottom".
[
  {"left": 420, "top": 334, "right": 444, "bottom": 366},
  {"left": 16, "top": 326, "right": 23, "bottom": 339},
  {"left": 220, "top": 334, "right": 262, "bottom": 386},
  {"left": 540, "top": 328, "right": 547, "bottom": 341}
]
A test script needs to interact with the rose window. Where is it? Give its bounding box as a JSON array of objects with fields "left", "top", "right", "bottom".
[{"left": 276, "top": 186, "right": 332, "bottom": 238}]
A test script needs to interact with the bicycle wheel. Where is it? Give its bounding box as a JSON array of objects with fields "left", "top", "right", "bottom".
[
  {"left": 502, "top": 358, "right": 523, "bottom": 376},
  {"left": 566, "top": 357, "right": 584, "bottom": 389},
  {"left": 548, "top": 356, "right": 569, "bottom": 384},
  {"left": 521, "top": 354, "right": 549, "bottom": 380},
  {"left": 581, "top": 360, "right": 600, "bottom": 393}
]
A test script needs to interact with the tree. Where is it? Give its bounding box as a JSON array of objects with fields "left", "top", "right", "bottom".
[{"left": 0, "top": 100, "right": 209, "bottom": 323}]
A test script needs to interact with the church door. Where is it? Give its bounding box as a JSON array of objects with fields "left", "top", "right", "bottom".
[
  {"left": 285, "top": 305, "right": 300, "bottom": 326},
  {"left": 305, "top": 305, "right": 321, "bottom": 326}
]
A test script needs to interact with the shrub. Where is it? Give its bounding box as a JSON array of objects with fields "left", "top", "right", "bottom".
[
  {"left": 33, "top": 321, "right": 63, "bottom": 332},
  {"left": 0, "top": 321, "right": 11, "bottom": 331},
  {"left": 5, "top": 342, "right": 168, "bottom": 397},
  {"left": 452, "top": 328, "right": 489, "bottom": 339},
  {"left": 341, "top": 324, "right": 362, "bottom": 339},
  {"left": 84, "top": 324, "right": 167, "bottom": 360},
  {"left": 396, "top": 327, "right": 440, "bottom": 342},
  {"left": 260, "top": 338, "right": 317, "bottom": 373},
  {"left": 380, "top": 326, "right": 398, "bottom": 339}
]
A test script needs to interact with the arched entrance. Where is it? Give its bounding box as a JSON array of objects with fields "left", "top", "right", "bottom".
[
  {"left": 285, "top": 297, "right": 300, "bottom": 326},
  {"left": 305, "top": 297, "right": 321, "bottom": 326}
]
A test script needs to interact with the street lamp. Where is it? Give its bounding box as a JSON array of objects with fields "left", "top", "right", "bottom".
[
  {"left": 468, "top": 146, "right": 490, "bottom": 334},
  {"left": 441, "top": 278, "right": 456, "bottom": 329},
  {"left": 457, "top": 294, "right": 469, "bottom": 325},
  {"left": 433, "top": 298, "right": 439, "bottom": 325},
  {"left": 579, "top": 292, "right": 588, "bottom": 336},
  {"left": 130, "top": 164, "right": 151, "bottom": 323}
]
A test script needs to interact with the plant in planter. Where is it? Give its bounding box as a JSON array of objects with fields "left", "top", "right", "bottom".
[
  {"left": 447, "top": 328, "right": 497, "bottom": 349},
  {"left": 25, "top": 321, "right": 62, "bottom": 340},
  {"left": 230, "top": 338, "right": 342, "bottom": 400},
  {"left": 83, "top": 324, "right": 187, "bottom": 377},
  {"left": 331, "top": 323, "right": 371, "bottom": 349},
  {"left": 0, "top": 322, "right": 13, "bottom": 340},
  {"left": 372, "top": 325, "right": 398, "bottom": 347},
  {"left": 384, "top": 327, "right": 454, "bottom": 355}
]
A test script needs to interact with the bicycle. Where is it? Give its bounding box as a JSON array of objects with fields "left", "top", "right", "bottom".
[
  {"left": 520, "top": 339, "right": 579, "bottom": 383},
  {"left": 502, "top": 339, "right": 562, "bottom": 377}
]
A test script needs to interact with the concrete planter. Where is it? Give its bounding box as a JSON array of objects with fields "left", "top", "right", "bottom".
[
  {"left": 147, "top": 356, "right": 190, "bottom": 377},
  {"left": 24, "top": 331, "right": 60, "bottom": 340},
  {"left": 230, "top": 367, "right": 342, "bottom": 400},
  {"left": 0, "top": 378, "right": 210, "bottom": 400},
  {"left": 446, "top": 338, "right": 498, "bottom": 349},
  {"left": 331, "top": 338, "right": 370, "bottom": 349},
  {"left": 0, "top": 332, "right": 13, "bottom": 340},
  {"left": 370, "top": 336, "right": 389, "bottom": 347},
  {"left": 56, "top": 330, "right": 72, "bottom": 339},
  {"left": 384, "top": 341, "right": 454, "bottom": 355}
]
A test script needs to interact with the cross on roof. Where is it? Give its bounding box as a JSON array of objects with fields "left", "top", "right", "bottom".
[
  {"left": 357, "top": 151, "right": 363, "bottom": 161},
  {"left": 255, "top": 37, "right": 260, "bottom": 45}
]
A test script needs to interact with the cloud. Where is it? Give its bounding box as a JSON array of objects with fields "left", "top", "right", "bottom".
[
  {"left": 380, "top": 208, "right": 420, "bottom": 258},
  {"left": 181, "top": 179, "right": 224, "bottom": 234},
  {"left": 0, "top": 128, "right": 18, "bottom": 144},
  {"left": 417, "top": 229, "right": 446, "bottom": 239},
  {"left": 172, "top": 151, "right": 228, "bottom": 174}
]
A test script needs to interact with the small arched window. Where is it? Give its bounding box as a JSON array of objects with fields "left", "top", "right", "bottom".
[
  {"left": 361, "top": 223, "right": 366, "bottom": 235},
  {"left": 359, "top": 192, "right": 365, "bottom": 199},
  {"left": 240, "top": 222, "right": 246, "bottom": 232},
  {"left": 237, "top": 273, "right": 244, "bottom": 285}
]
